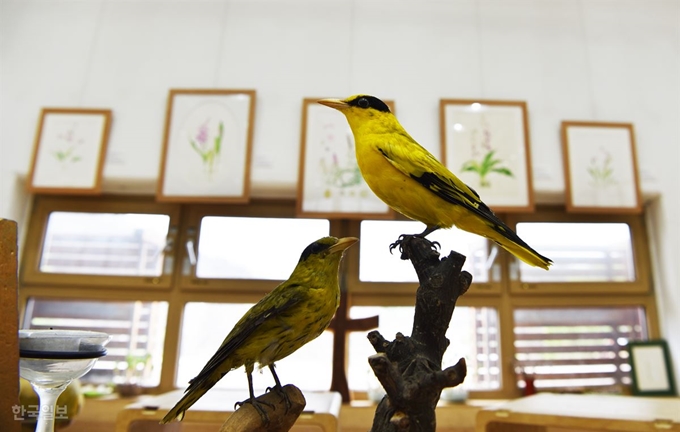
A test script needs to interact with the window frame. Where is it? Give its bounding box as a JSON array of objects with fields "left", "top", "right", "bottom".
[
  {"left": 504, "top": 209, "right": 652, "bottom": 295},
  {"left": 21, "top": 195, "right": 181, "bottom": 290},
  {"left": 508, "top": 295, "right": 660, "bottom": 393},
  {"left": 175, "top": 199, "right": 342, "bottom": 291},
  {"left": 18, "top": 197, "right": 661, "bottom": 399}
]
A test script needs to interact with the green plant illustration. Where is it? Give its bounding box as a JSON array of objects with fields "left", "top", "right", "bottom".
[
  {"left": 461, "top": 150, "right": 514, "bottom": 188},
  {"left": 459, "top": 116, "right": 514, "bottom": 187},
  {"left": 54, "top": 147, "right": 81, "bottom": 163},
  {"left": 587, "top": 147, "right": 616, "bottom": 188},
  {"left": 52, "top": 124, "right": 83, "bottom": 164},
  {"left": 190, "top": 119, "right": 224, "bottom": 179},
  {"left": 319, "top": 132, "right": 368, "bottom": 199}
]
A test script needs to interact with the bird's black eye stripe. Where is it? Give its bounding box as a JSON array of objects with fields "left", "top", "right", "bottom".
[
  {"left": 299, "top": 242, "right": 331, "bottom": 262},
  {"left": 348, "top": 95, "right": 391, "bottom": 113}
]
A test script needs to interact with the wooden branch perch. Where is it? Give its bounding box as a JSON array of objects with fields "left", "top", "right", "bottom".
[
  {"left": 368, "top": 236, "right": 472, "bottom": 432},
  {"left": 219, "top": 385, "right": 305, "bottom": 432}
]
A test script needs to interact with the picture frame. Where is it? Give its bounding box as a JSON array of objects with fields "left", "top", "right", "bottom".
[
  {"left": 296, "top": 97, "right": 395, "bottom": 219},
  {"left": 627, "top": 340, "right": 677, "bottom": 396},
  {"left": 439, "top": 99, "right": 534, "bottom": 212},
  {"left": 27, "top": 108, "right": 112, "bottom": 194},
  {"left": 157, "top": 89, "right": 256, "bottom": 203},
  {"left": 561, "top": 121, "right": 642, "bottom": 214}
]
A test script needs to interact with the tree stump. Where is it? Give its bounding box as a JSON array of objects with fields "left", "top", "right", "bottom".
[{"left": 368, "top": 236, "right": 472, "bottom": 432}]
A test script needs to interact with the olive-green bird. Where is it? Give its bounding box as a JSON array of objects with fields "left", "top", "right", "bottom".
[
  {"left": 161, "top": 236, "right": 358, "bottom": 424},
  {"left": 318, "top": 95, "right": 551, "bottom": 270}
]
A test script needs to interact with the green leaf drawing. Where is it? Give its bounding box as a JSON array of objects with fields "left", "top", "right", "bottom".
[
  {"left": 460, "top": 149, "right": 514, "bottom": 187},
  {"left": 586, "top": 146, "right": 616, "bottom": 188}
]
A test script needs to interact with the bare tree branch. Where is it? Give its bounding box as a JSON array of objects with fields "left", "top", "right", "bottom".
[{"left": 369, "top": 236, "right": 472, "bottom": 432}]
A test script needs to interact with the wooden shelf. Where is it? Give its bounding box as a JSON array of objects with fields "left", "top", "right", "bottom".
[{"left": 476, "top": 393, "right": 680, "bottom": 431}]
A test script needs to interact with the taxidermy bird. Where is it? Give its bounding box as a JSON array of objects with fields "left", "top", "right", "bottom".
[
  {"left": 318, "top": 95, "right": 551, "bottom": 270},
  {"left": 161, "top": 236, "right": 358, "bottom": 424}
]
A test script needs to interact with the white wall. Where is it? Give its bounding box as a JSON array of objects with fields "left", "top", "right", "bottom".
[{"left": 1, "top": 0, "right": 678, "bottom": 386}]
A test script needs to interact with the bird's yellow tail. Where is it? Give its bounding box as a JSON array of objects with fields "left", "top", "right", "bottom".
[
  {"left": 497, "top": 237, "right": 552, "bottom": 270},
  {"left": 160, "top": 380, "right": 212, "bottom": 424}
]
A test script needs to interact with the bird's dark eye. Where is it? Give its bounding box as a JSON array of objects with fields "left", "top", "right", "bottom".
[{"left": 358, "top": 98, "right": 369, "bottom": 108}]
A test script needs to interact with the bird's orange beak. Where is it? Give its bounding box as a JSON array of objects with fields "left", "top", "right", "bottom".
[
  {"left": 318, "top": 98, "right": 349, "bottom": 111},
  {"left": 329, "top": 237, "right": 358, "bottom": 254}
]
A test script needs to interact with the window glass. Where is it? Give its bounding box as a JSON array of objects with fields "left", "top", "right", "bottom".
[
  {"left": 516, "top": 223, "right": 635, "bottom": 282},
  {"left": 23, "top": 298, "right": 168, "bottom": 386},
  {"left": 513, "top": 307, "right": 647, "bottom": 390},
  {"left": 40, "top": 212, "right": 170, "bottom": 277},
  {"left": 359, "top": 221, "right": 491, "bottom": 283},
  {"left": 348, "top": 306, "right": 500, "bottom": 400},
  {"left": 177, "top": 302, "right": 333, "bottom": 391},
  {"left": 195, "top": 217, "right": 329, "bottom": 280}
]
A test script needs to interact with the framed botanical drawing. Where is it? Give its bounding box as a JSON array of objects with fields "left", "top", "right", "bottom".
[
  {"left": 297, "top": 97, "right": 395, "bottom": 219},
  {"left": 27, "top": 108, "right": 112, "bottom": 194},
  {"left": 157, "top": 89, "right": 256, "bottom": 203},
  {"left": 561, "top": 121, "right": 642, "bottom": 214},
  {"left": 627, "top": 340, "right": 677, "bottom": 396},
  {"left": 439, "top": 99, "right": 534, "bottom": 212}
]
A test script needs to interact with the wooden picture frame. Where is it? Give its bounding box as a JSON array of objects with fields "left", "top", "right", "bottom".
[
  {"left": 628, "top": 340, "right": 677, "bottom": 396},
  {"left": 561, "top": 121, "right": 642, "bottom": 214},
  {"left": 27, "top": 108, "right": 111, "bottom": 194},
  {"left": 439, "top": 99, "right": 534, "bottom": 212},
  {"left": 296, "top": 97, "right": 395, "bottom": 219},
  {"left": 157, "top": 89, "right": 256, "bottom": 203}
]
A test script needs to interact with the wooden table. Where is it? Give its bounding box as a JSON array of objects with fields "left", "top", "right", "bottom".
[
  {"left": 476, "top": 393, "right": 680, "bottom": 432},
  {"left": 115, "top": 388, "right": 341, "bottom": 432}
]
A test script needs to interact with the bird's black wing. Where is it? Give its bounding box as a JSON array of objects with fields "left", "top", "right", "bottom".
[
  {"left": 413, "top": 170, "right": 532, "bottom": 244},
  {"left": 377, "top": 140, "right": 522, "bottom": 242},
  {"left": 185, "top": 286, "right": 304, "bottom": 388},
  {"left": 412, "top": 171, "right": 493, "bottom": 219}
]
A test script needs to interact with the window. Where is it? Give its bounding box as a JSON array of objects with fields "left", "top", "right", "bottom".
[
  {"left": 40, "top": 211, "right": 170, "bottom": 277},
  {"left": 347, "top": 306, "right": 501, "bottom": 396},
  {"left": 195, "top": 216, "right": 329, "bottom": 280},
  {"left": 515, "top": 223, "right": 635, "bottom": 283},
  {"left": 21, "top": 196, "right": 179, "bottom": 289},
  {"left": 513, "top": 306, "right": 647, "bottom": 390},
  {"left": 358, "top": 220, "right": 493, "bottom": 283},
  {"left": 23, "top": 298, "right": 168, "bottom": 386},
  {"left": 19, "top": 197, "right": 659, "bottom": 399},
  {"left": 506, "top": 211, "right": 650, "bottom": 295}
]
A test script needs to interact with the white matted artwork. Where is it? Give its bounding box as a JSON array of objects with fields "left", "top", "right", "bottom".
[
  {"left": 157, "top": 89, "right": 256, "bottom": 203},
  {"left": 440, "top": 99, "right": 534, "bottom": 212},
  {"left": 28, "top": 108, "right": 112, "bottom": 194},
  {"left": 561, "top": 121, "right": 642, "bottom": 214},
  {"left": 628, "top": 340, "right": 677, "bottom": 396},
  {"left": 296, "top": 98, "right": 394, "bottom": 219}
]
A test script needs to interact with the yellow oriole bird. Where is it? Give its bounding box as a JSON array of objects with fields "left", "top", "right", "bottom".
[
  {"left": 318, "top": 95, "right": 551, "bottom": 270},
  {"left": 161, "top": 236, "right": 358, "bottom": 424}
]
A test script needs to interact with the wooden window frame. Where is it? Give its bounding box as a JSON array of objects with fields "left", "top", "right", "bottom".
[
  {"left": 21, "top": 195, "right": 181, "bottom": 290},
  {"left": 175, "top": 199, "right": 342, "bottom": 292},
  {"left": 18, "top": 196, "right": 660, "bottom": 398},
  {"left": 504, "top": 208, "right": 652, "bottom": 295},
  {"left": 507, "top": 295, "right": 661, "bottom": 395}
]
